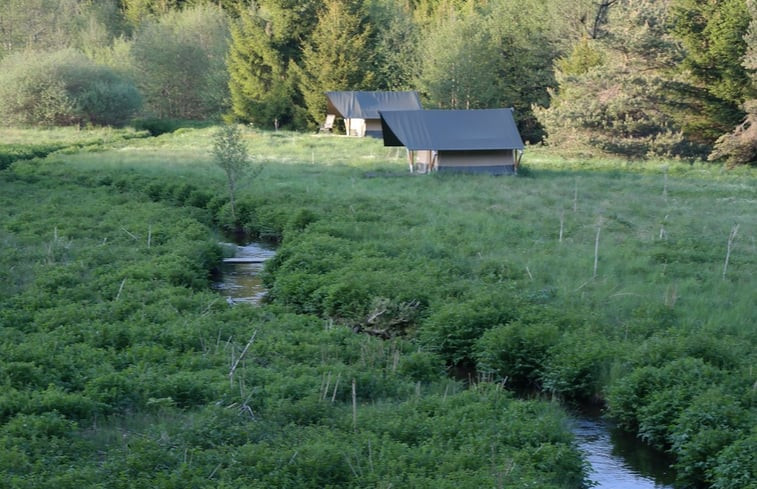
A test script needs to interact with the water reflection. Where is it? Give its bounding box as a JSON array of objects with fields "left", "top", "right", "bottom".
[
  {"left": 212, "top": 242, "right": 276, "bottom": 305},
  {"left": 572, "top": 417, "right": 675, "bottom": 489}
]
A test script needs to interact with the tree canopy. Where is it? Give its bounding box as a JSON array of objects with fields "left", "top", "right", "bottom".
[{"left": 0, "top": 0, "right": 753, "bottom": 164}]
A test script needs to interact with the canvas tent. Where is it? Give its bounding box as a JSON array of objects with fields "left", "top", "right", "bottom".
[
  {"left": 379, "top": 108, "right": 525, "bottom": 175},
  {"left": 325, "top": 91, "right": 422, "bottom": 138}
]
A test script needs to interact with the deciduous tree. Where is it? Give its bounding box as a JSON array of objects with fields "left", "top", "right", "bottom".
[
  {"left": 212, "top": 124, "right": 257, "bottom": 221},
  {"left": 130, "top": 3, "right": 230, "bottom": 119},
  {"left": 0, "top": 48, "right": 141, "bottom": 127}
]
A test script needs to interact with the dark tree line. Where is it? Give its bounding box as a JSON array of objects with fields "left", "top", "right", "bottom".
[{"left": 0, "top": 0, "right": 754, "bottom": 164}]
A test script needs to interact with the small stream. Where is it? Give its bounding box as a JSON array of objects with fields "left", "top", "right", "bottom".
[
  {"left": 213, "top": 243, "right": 677, "bottom": 487},
  {"left": 572, "top": 416, "right": 675, "bottom": 489},
  {"left": 212, "top": 242, "right": 276, "bottom": 305}
]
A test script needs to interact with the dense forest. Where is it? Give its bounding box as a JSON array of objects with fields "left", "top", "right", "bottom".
[{"left": 0, "top": 0, "right": 755, "bottom": 165}]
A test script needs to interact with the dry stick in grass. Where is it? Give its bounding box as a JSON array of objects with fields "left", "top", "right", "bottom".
[
  {"left": 593, "top": 221, "right": 602, "bottom": 279},
  {"left": 559, "top": 209, "right": 565, "bottom": 243},
  {"left": 665, "top": 283, "right": 678, "bottom": 308},
  {"left": 392, "top": 349, "right": 400, "bottom": 372},
  {"left": 659, "top": 215, "right": 668, "bottom": 240},
  {"left": 573, "top": 179, "right": 578, "bottom": 212},
  {"left": 367, "top": 439, "right": 374, "bottom": 473},
  {"left": 229, "top": 331, "right": 257, "bottom": 388},
  {"left": 121, "top": 227, "right": 138, "bottom": 240},
  {"left": 723, "top": 224, "right": 740, "bottom": 279},
  {"left": 662, "top": 167, "right": 669, "bottom": 201},
  {"left": 352, "top": 378, "right": 357, "bottom": 432},
  {"left": 321, "top": 372, "right": 331, "bottom": 401},
  {"left": 331, "top": 373, "right": 341, "bottom": 403},
  {"left": 115, "top": 278, "right": 126, "bottom": 301}
]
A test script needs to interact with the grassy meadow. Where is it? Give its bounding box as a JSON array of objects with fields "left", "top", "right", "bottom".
[{"left": 1, "top": 126, "right": 755, "bottom": 488}]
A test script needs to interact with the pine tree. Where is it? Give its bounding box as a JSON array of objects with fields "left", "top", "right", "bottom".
[
  {"left": 670, "top": 0, "right": 752, "bottom": 144},
  {"left": 225, "top": 1, "right": 321, "bottom": 129},
  {"left": 369, "top": 0, "right": 420, "bottom": 91},
  {"left": 226, "top": 6, "right": 299, "bottom": 128},
  {"left": 295, "top": 0, "right": 375, "bottom": 125},
  {"left": 534, "top": 0, "right": 706, "bottom": 158},
  {"left": 709, "top": 0, "right": 757, "bottom": 166}
]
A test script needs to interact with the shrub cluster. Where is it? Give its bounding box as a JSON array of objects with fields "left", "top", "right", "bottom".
[
  {"left": 0, "top": 149, "right": 589, "bottom": 488},
  {"left": 3, "top": 128, "right": 754, "bottom": 488},
  {"left": 0, "top": 49, "right": 141, "bottom": 127}
]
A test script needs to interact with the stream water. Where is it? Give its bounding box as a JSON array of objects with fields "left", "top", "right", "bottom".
[
  {"left": 213, "top": 243, "right": 676, "bottom": 488},
  {"left": 211, "top": 242, "right": 276, "bottom": 305},
  {"left": 572, "top": 415, "right": 675, "bottom": 489}
]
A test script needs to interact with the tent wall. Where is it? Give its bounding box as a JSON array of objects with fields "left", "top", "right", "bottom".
[
  {"left": 344, "top": 118, "right": 384, "bottom": 138},
  {"left": 345, "top": 118, "right": 366, "bottom": 137},
  {"left": 437, "top": 150, "right": 516, "bottom": 175},
  {"left": 364, "top": 119, "right": 383, "bottom": 138},
  {"left": 408, "top": 150, "right": 435, "bottom": 173}
]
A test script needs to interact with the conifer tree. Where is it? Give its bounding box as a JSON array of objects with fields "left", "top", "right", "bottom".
[
  {"left": 709, "top": 0, "right": 757, "bottom": 166},
  {"left": 226, "top": 6, "right": 300, "bottom": 128},
  {"left": 295, "top": 0, "right": 375, "bottom": 125},
  {"left": 225, "top": 1, "right": 320, "bottom": 129},
  {"left": 534, "top": 0, "right": 704, "bottom": 158},
  {"left": 670, "top": 0, "right": 752, "bottom": 144},
  {"left": 369, "top": 0, "right": 419, "bottom": 91}
]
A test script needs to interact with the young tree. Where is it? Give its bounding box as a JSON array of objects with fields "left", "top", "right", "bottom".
[{"left": 212, "top": 124, "right": 256, "bottom": 221}]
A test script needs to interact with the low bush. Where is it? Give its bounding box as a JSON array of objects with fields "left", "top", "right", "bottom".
[
  {"left": 541, "top": 327, "right": 615, "bottom": 403},
  {"left": 474, "top": 320, "right": 560, "bottom": 389},
  {"left": 0, "top": 49, "right": 140, "bottom": 127},
  {"left": 0, "top": 144, "right": 67, "bottom": 170},
  {"left": 419, "top": 289, "right": 523, "bottom": 367}
]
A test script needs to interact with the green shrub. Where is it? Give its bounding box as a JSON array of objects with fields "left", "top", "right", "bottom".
[
  {"left": 419, "top": 290, "right": 523, "bottom": 366},
  {"left": 0, "top": 143, "right": 67, "bottom": 170},
  {"left": 541, "top": 328, "right": 614, "bottom": 403},
  {"left": 606, "top": 357, "right": 726, "bottom": 448},
  {"left": 670, "top": 389, "right": 751, "bottom": 487},
  {"left": 709, "top": 431, "right": 757, "bottom": 489},
  {"left": 474, "top": 320, "right": 560, "bottom": 389},
  {"left": 131, "top": 118, "right": 184, "bottom": 136},
  {"left": 0, "top": 49, "right": 141, "bottom": 127},
  {"left": 397, "top": 351, "right": 446, "bottom": 383}
]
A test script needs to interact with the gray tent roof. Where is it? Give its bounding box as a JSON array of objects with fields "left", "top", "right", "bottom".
[
  {"left": 326, "top": 91, "right": 422, "bottom": 119},
  {"left": 379, "top": 108, "right": 525, "bottom": 151}
]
